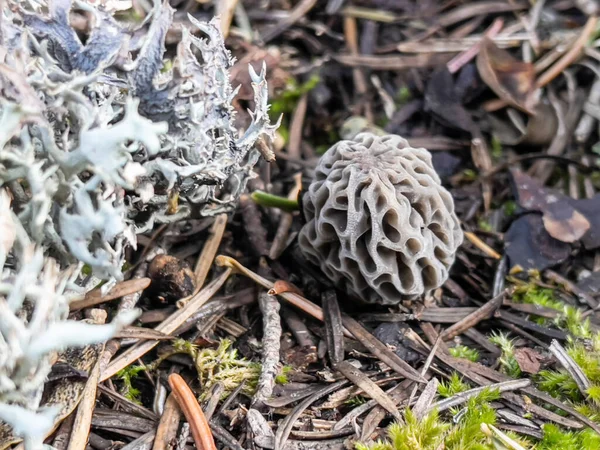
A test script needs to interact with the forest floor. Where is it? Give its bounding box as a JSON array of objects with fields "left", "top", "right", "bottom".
[{"left": 61, "top": 1, "right": 600, "bottom": 450}]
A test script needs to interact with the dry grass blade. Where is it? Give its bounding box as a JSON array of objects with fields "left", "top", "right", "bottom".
[
  {"left": 274, "top": 380, "right": 347, "bottom": 450},
  {"left": 442, "top": 291, "right": 504, "bottom": 341},
  {"left": 69, "top": 278, "right": 151, "bottom": 311},
  {"left": 334, "top": 53, "right": 454, "bottom": 70},
  {"left": 427, "top": 379, "right": 530, "bottom": 414},
  {"left": 152, "top": 393, "right": 182, "bottom": 450},
  {"left": 548, "top": 340, "right": 591, "bottom": 396},
  {"left": 335, "top": 360, "right": 402, "bottom": 421},
  {"left": 101, "top": 268, "right": 231, "bottom": 381},
  {"left": 341, "top": 315, "right": 427, "bottom": 383},
  {"left": 168, "top": 374, "right": 217, "bottom": 450}
]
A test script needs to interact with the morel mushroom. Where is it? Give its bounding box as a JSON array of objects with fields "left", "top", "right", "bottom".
[{"left": 298, "top": 133, "right": 463, "bottom": 305}]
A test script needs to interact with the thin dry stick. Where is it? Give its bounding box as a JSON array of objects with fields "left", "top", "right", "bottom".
[
  {"left": 447, "top": 18, "right": 504, "bottom": 74},
  {"left": 287, "top": 94, "right": 307, "bottom": 159},
  {"left": 101, "top": 269, "right": 232, "bottom": 381},
  {"left": 471, "top": 138, "right": 493, "bottom": 212},
  {"left": 442, "top": 292, "right": 505, "bottom": 341},
  {"left": 183, "top": 213, "right": 228, "bottom": 303},
  {"left": 335, "top": 360, "right": 402, "bottom": 421},
  {"left": 215, "top": 255, "right": 353, "bottom": 337},
  {"left": 152, "top": 393, "right": 183, "bottom": 450},
  {"left": 66, "top": 348, "right": 104, "bottom": 450},
  {"left": 168, "top": 374, "right": 217, "bottom": 450},
  {"left": 344, "top": 15, "right": 371, "bottom": 121},
  {"left": 251, "top": 292, "right": 282, "bottom": 410},
  {"left": 464, "top": 231, "right": 501, "bottom": 259},
  {"left": 261, "top": 0, "right": 317, "bottom": 42},
  {"left": 69, "top": 278, "right": 151, "bottom": 311},
  {"left": 269, "top": 173, "right": 302, "bottom": 260},
  {"left": 216, "top": 0, "right": 239, "bottom": 38}
]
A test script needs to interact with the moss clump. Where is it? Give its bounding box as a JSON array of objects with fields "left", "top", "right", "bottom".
[
  {"left": 115, "top": 364, "right": 146, "bottom": 404},
  {"left": 438, "top": 373, "right": 471, "bottom": 398},
  {"left": 489, "top": 331, "right": 522, "bottom": 378},
  {"left": 449, "top": 345, "right": 480, "bottom": 362},
  {"left": 512, "top": 284, "right": 592, "bottom": 338},
  {"left": 168, "top": 338, "right": 261, "bottom": 399},
  {"left": 536, "top": 424, "right": 600, "bottom": 450},
  {"left": 355, "top": 390, "right": 521, "bottom": 450}
]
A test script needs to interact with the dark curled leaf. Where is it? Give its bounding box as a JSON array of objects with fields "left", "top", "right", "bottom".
[
  {"left": 511, "top": 170, "right": 589, "bottom": 243},
  {"left": 504, "top": 214, "right": 570, "bottom": 271},
  {"left": 425, "top": 67, "right": 475, "bottom": 133}
]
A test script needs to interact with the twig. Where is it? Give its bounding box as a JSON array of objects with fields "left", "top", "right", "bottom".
[
  {"left": 216, "top": 0, "right": 239, "bottom": 38},
  {"left": 335, "top": 360, "right": 402, "bottom": 421},
  {"left": 251, "top": 292, "right": 282, "bottom": 410},
  {"left": 464, "top": 231, "right": 501, "bottom": 259},
  {"left": 322, "top": 290, "right": 344, "bottom": 366},
  {"left": 274, "top": 380, "right": 347, "bottom": 450},
  {"left": 152, "top": 393, "right": 183, "bottom": 450},
  {"left": 215, "top": 255, "right": 352, "bottom": 337},
  {"left": 269, "top": 173, "right": 302, "bottom": 260},
  {"left": 447, "top": 18, "right": 504, "bottom": 74},
  {"left": 442, "top": 292, "right": 504, "bottom": 341},
  {"left": 168, "top": 374, "right": 217, "bottom": 450},
  {"left": 69, "top": 278, "right": 151, "bottom": 311},
  {"left": 288, "top": 93, "right": 308, "bottom": 159},
  {"left": 342, "top": 315, "right": 427, "bottom": 383},
  {"left": 189, "top": 214, "right": 228, "bottom": 298},
  {"left": 261, "top": 0, "right": 318, "bottom": 42}
]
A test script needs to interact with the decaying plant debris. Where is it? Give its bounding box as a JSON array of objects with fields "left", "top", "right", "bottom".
[{"left": 3, "top": 1, "right": 600, "bottom": 450}]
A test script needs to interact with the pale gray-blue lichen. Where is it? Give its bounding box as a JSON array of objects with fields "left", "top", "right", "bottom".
[{"left": 0, "top": 1, "right": 279, "bottom": 448}]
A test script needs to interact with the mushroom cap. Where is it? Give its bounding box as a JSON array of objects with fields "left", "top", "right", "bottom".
[{"left": 298, "top": 132, "right": 463, "bottom": 305}]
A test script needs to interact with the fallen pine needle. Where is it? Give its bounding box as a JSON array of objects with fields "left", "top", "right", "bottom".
[{"left": 168, "top": 373, "right": 217, "bottom": 450}]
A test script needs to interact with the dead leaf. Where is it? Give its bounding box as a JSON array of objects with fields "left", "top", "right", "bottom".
[
  {"left": 572, "top": 195, "right": 600, "bottom": 250},
  {"left": 511, "top": 170, "right": 590, "bottom": 243},
  {"left": 477, "top": 37, "right": 537, "bottom": 114},
  {"left": 514, "top": 347, "right": 543, "bottom": 374},
  {"left": 425, "top": 67, "right": 475, "bottom": 133},
  {"left": 489, "top": 103, "right": 558, "bottom": 146},
  {"left": 504, "top": 214, "right": 571, "bottom": 270}
]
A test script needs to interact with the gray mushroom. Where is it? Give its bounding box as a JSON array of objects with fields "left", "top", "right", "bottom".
[{"left": 298, "top": 133, "right": 463, "bottom": 305}]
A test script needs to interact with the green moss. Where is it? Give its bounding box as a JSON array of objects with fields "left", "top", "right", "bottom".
[
  {"left": 490, "top": 136, "right": 503, "bottom": 161},
  {"left": 275, "top": 366, "right": 292, "bottom": 385},
  {"left": 346, "top": 396, "right": 368, "bottom": 406},
  {"left": 170, "top": 338, "right": 261, "bottom": 399},
  {"left": 477, "top": 219, "right": 492, "bottom": 233},
  {"left": 115, "top": 364, "right": 146, "bottom": 404},
  {"left": 536, "top": 424, "right": 600, "bottom": 450},
  {"left": 512, "top": 285, "right": 592, "bottom": 338},
  {"left": 489, "top": 331, "right": 522, "bottom": 378},
  {"left": 449, "top": 345, "right": 480, "bottom": 362},
  {"left": 438, "top": 373, "right": 471, "bottom": 398},
  {"left": 503, "top": 200, "right": 517, "bottom": 217},
  {"left": 270, "top": 74, "right": 321, "bottom": 118}
]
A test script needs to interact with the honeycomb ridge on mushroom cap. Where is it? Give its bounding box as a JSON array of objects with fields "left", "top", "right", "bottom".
[{"left": 298, "top": 132, "right": 463, "bottom": 305}]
